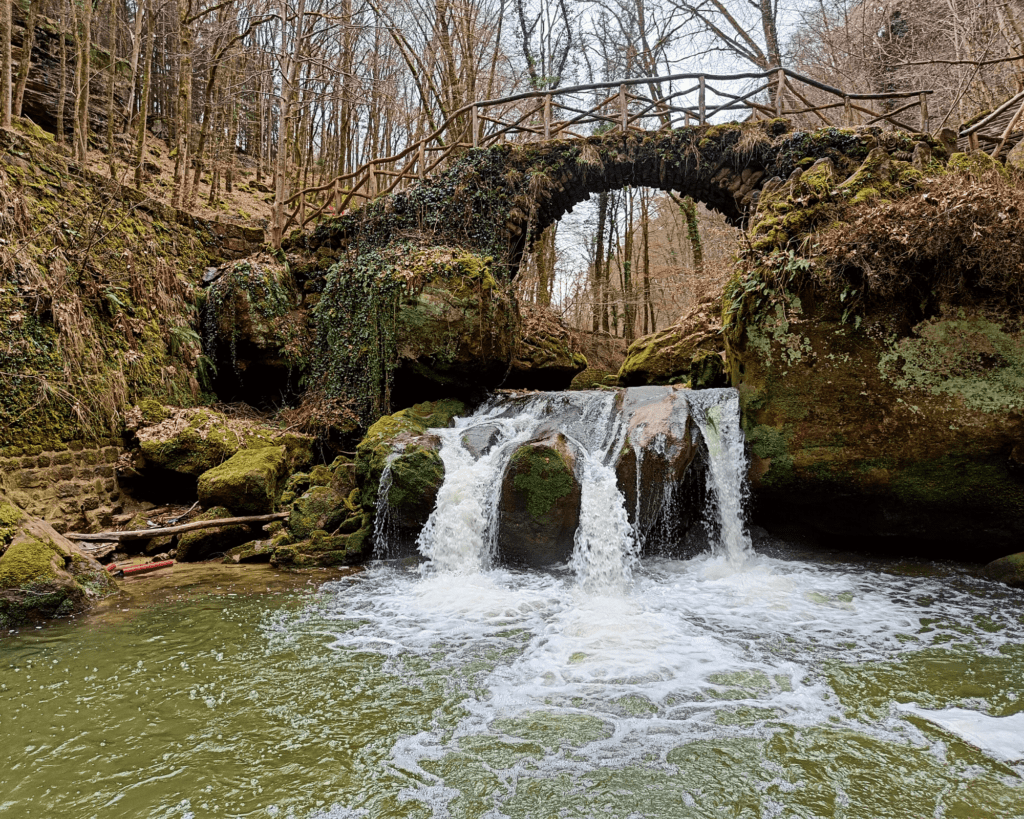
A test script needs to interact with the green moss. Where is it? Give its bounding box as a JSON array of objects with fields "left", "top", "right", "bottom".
[
  {"left": 138, "top": 399, "right": 170, "bottom": 425},
  {"left": 0, "top": 535, "right": 62, "bottom": 589},
  {"left": 288, "top": 485, "right": 339, "bottom": 540},
  {"left": 892, "top": 453, "right": 1023, "bottom": 513},
  {"left": 0, "top": 502, "right": 22, "bottom": 549},
  {"left": 197, "top": 446, "right": 289, "bottom": 515},
  {"left": 747, "top": 425, "right": 795, "bottom": 487},
  {"left": 388, "top": 447, "right": 444, "bottom": 512},
  {"left": 947, "top": 151, "right": 1009, "bottom": 179},
  {"left": 510, "top": 446, "right": 575, "bottom": 521},
  {"left": 878, "top": 317, "right": 1024, "bottom": 412}
]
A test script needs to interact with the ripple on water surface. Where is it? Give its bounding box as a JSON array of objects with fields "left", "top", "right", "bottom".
[{"left": 2, "top": 553, "right": 1024, "bottom": 818}]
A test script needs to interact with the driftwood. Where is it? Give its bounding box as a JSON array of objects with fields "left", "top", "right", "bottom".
[{"left": 66, "top": 512, "right": 288, "bottom": 543}]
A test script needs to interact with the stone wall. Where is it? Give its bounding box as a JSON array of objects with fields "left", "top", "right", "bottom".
[{"left": 0, "top": 441, "right": 123, "bottom": 533}]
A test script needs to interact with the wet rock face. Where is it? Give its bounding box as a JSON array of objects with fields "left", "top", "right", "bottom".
[
  {"left": 614, "top": 389, "right": 700, "bottom": 551},
  {"left": 355, "top": 400, "right": 466, "bottom": 558},
  {"left": 729, "top": 297, "right": 1024, "bottom": 559},
  {"left": 497, "top": 435, "right": 582, "bottom": 568}
]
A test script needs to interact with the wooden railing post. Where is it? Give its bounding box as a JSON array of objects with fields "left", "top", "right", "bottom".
[
  {"left": 619, "top": 84, "right": 628, "bottom": 132},
  {"left": 299, "top": 191, "right": 305, "bottom": 225},
  {"left": 333, "top": 177, "right": 341, "bottom": 213},
  {"left": 472, "top": 105, "right": 479, "bottom": 148},
  {"left": 919, "top": 92, "right": 929, "bottom": 133},
  {"left": 698, "top": 76, "right": 706, "bottom": 125},
  {"left": 418, "top": 141, "right": 425, "bottom": 179},
  {"left": 843, "top": 96, "right": 852, "bottom": 127},
  {"left": 544, "top": 93, "right": 552, "bottom": 140},
  {"left": 775, "top": 69, "right": 786, "bottom": 117}
]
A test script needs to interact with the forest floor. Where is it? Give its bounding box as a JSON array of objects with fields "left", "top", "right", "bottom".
[{"left": 78, "top": 131, "right": 273, "bottom": 229}]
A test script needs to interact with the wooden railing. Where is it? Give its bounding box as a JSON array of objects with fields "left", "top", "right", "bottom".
[{"left": 277, "top": 68, "right": 936, "bottom": 240}]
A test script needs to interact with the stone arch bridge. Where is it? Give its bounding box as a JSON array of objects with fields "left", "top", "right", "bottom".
[{"left": 295, "top": 119, "right": 950, "bottom": 274}]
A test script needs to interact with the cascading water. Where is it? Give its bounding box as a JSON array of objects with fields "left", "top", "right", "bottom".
[
  {"left": 407, "top": 386, "right": 752, "bottom": 584},
  {"left": 5, "top": 386, "right": 1024, "bottom": 818}
]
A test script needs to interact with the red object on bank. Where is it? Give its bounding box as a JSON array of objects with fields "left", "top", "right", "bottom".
[{"left": 120, "top": 560, "right": 174, "bottom": 576}]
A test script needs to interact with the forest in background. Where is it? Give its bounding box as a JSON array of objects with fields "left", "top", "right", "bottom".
[{"left": 0, "top": 0, "right": 1022, "bottom": 341}]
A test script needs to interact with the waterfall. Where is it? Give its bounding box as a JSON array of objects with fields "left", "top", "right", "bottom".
[
  {"left": 687, "top": 389, "right": 754, "bottom": 566},
  {"left": 390, "top": 387, "right": 752, "bottom": 584}
]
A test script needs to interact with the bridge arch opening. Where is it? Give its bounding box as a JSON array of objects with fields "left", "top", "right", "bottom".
[{"left": 513, "top": 182, "right": 742, "bottom": 346}]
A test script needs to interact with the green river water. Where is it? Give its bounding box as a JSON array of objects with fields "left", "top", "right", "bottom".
[{"left": 2, "top": 551, "right": 1023, "bottom": 819}]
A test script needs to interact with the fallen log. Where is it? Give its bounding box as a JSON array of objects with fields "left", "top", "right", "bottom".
[{"left": 66, "top": 512, "right": 289, "bottom": 543}]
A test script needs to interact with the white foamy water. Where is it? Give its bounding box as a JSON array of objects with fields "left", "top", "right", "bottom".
[
  {"left": 276, "top": 552, "right": 1024, "bottom": 818},
  {"left": 409, "top": 388, "right": 752, "bottom": 585}
]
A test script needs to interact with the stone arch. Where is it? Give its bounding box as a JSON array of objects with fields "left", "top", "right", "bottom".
[{"left": 299, "top": 119, "right": 891, "bottom": 279}]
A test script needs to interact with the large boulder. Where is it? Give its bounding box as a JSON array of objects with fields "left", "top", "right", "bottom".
[
  {"left": 312, "top": 246, "right": 517, "bottom": 415},
  {"left": 980, "top": 552, "right": 1024, "bottom": 588},
  {"left": 614, "top": 387, "right": 700, "bottom": 551},
  {"left": 725, "top": 154, "right": 1024, "bottom": 558},
  {"left": 197, "top": 446, "right": 289, "bottom": 514},
  {"left": 618, "top": 296, "right": 727, "bottom": 389},
  {"left": 497, "top": 435, "right": 582, "bottom": 567},
  {"left": 0, "top": 496, "right": 116, "bottom": 627},
  {"left": 506, "top": 302, "right": 587, "bottom": 390},
  {"left": 354, "top": 400, "right": 465, "bottom": 558},
  {"left": 128, "top": 405, "right": 314, "bottom": 496}
]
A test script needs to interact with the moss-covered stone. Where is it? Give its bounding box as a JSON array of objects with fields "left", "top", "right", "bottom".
[
  {"left": 507, "top": 302, "right": 587, "bottom": 390},
  {"left": 197, "top": 445, "right": 289, "bottom": 514},
  {"left": 497, "top": 435, "right": 581, "bottom": 567},
  {"left": 618, "top": 296, "right": 727, "bottom": 388},
  {"left": 134, "top": 406, "right": 314, "bottom": 480},
  {"left": 980, "top": 552, "right": 1024, "bottom": 588},
  {"left": 0, "top": 494, "right": 116, "bottom": 627},
  {"left": 175, "top": 506, "right": 252, "bottom": 562}
]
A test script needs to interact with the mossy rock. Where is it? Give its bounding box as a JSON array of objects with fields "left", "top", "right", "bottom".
[
  {"left": 618, "top": 297, "right": 727, "bottom": 388},
  {"left": 980, "top": 552, "right": 1024, "bottom": 588},
  {"left": 197, "top": 445, "right": 290, "bottom": 515},
  {"left": 282, "top": 455, "right": 369, "bottom": 564},
  {"left": 506, "top": 302, "right": 587, "bottom": 390},
  {"left": 0, "top": 495, "right": 116, "bottom": 627},
  {"left": 354, "top": 399, "right": 464, "bottom": 558},
  {"left": 222, "top": 540, "right": 275, "bottom": 564},
  {"left": 175, "top": 507, "right": 253, "bottom": 562},
  {"left": 497, "top": 435, "right": 581, "bottom": 567},
  {"left": 135, "top": 407, "right": 314, "bottom": 480}
]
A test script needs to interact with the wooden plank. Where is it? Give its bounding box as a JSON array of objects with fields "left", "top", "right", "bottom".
[{"left": 67, "top": 513, "right": 289, "bottom": 543}]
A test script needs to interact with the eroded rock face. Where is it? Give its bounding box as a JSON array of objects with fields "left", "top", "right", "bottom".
[
  {"left": 0, "top": 496, "right": 116, "bottom": 626},
  {"left": 723, "top": 143, "right": 1024, "bottom": 558},
  {"left": 618, "top": 296, "right": 727, "bottom": 389},
  {"left": 497, "top": 435, "right": 582, "bottom": 567},
  {"left": 506, "top": 303, "right": 587, "bottom": 390}
]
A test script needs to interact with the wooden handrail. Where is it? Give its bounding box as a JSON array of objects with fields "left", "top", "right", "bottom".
[{"left": 275, "top": 67, "right": 943, "bottom": 238}]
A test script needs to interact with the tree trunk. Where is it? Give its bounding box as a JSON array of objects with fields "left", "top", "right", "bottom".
[
  {"left": 13, "top": 0, "right": 36, "bottom": 119},
  {"left": 73, "top": 0, "right": 92, "bottom": 161},
  {"left": 592, "top": 191, "right": 607, "bottom": 333},
  {"left": 1, "top": 0, "right": 13, "bottom": 127},
  {"left": 56, "top": 0, "right": 68, "bottom": 143},
  {"left": 133, "top": 0, "right": 154, "bottom": 187}
]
